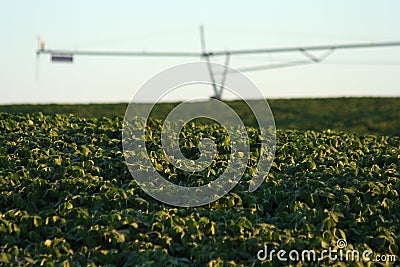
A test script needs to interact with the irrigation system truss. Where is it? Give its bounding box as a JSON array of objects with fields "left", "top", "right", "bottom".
[{"left": 36, "top": 26, "right": 400, "bottom": 100}]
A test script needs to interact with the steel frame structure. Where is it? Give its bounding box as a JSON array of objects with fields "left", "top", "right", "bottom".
[{"left": 36, "top": 26, "right": 400, "bottom": 100}]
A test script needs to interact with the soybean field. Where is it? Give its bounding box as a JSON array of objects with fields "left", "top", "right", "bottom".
[{"left": 0, "top": 97, "right": 399, "bottom": 266}]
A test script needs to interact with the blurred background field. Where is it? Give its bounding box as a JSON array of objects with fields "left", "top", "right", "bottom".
[{"left": 1, "top": 97, "right": 398, "bottom": 136}]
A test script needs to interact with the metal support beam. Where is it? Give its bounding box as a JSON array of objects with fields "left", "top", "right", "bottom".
[
  {"left": 208, "top": 41, "right": 400, "bottom": 56},
  {"left": 200, "top": 25, "right": 220, "bottom": 99},
  {"left": 37, "top": 49, "right": 200, "bottom": 58},
  {"left": 299, "top": 47, "right": 336, "bottom": 63},
  {"left": 217, "top": 52, "right": 231, "bottom": 100}
]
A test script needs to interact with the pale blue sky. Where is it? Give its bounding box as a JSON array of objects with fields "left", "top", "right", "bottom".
[{"left": 1, "top": 0, "right": 400, "bottom": 103}]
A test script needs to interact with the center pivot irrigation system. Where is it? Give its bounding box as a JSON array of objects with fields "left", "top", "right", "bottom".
[{"left": 36, "top": 26, "right": 400, "bottom": 100}]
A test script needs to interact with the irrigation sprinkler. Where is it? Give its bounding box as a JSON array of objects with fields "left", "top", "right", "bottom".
[{"left": 36, "top": 26, "right": 400, "bottom": 100}]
